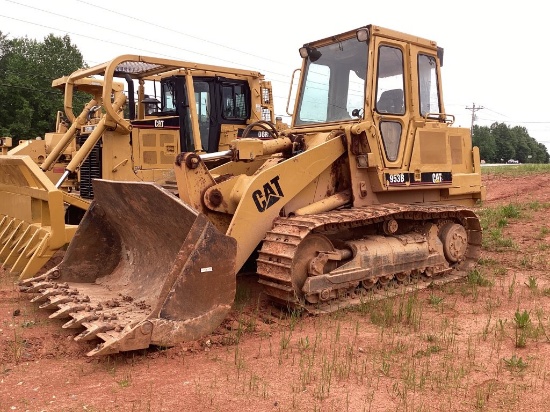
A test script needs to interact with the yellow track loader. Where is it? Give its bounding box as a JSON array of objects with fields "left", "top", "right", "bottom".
[
  {"left": 19, "top": 25, "right": 485, "bottom": 356},
  {"left": 1, "top": 55, "right": 278, "bottom": 279}
]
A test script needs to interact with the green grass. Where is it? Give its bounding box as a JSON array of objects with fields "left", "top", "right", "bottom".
[{"left": 482, "top": 163, "right": 550, "bottom": 176}]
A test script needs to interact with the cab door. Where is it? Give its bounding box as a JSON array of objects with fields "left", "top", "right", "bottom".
[{"left": 372, "top": 38, "right": 410, "bottom": 175}]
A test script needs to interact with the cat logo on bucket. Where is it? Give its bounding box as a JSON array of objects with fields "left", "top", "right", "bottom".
[{"left": 252, "top": 176, "right": 284, "bottom": 212}]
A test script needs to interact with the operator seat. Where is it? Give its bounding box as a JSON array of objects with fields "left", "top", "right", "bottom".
[{"left": 377, "top": 89, "right": 405, "bottom": 114}]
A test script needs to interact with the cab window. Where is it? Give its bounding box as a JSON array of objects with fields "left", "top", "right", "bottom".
[
  {"left": 376, "top": 46, "right": 405, "bottom": 115},
  {"left": 418, "top": 54, "right": 440, "bottom": 116},
  {"left": 222, "top": 83, "right": 248, "bottom": 120}
]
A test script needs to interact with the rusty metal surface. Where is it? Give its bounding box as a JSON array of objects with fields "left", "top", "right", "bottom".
[
  {"left": 19, "top": 180, "right": 237, "bottom": 356},
  {"left": 257, "top": 203, "right": 481, "bottom": 312}
]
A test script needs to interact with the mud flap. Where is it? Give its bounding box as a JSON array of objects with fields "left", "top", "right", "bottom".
[{"left": 20, "top": 180, "right": 237, "bottom": 356}]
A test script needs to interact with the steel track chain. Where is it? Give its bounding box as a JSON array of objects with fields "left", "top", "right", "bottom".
[{"left": 257, "top": 203, "right": 481, "bottom": 313}]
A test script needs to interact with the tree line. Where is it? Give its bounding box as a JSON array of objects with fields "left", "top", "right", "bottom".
[{"left": 472, "top": 123, "right": 549, "bottom": 164}]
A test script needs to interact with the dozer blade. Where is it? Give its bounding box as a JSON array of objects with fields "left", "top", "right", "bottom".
[
  {"left": 19, "top": 179, "right": 237, "bottom": 356},
  {"left": 0, "top": 155, "right": 79, "bottom": 279}
]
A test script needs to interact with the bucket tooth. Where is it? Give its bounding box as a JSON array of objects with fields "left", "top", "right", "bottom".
[
  {"left": 75, "top": 321, "right": 115, "bottom": 342},
  {"left": 29, "top": 283, "right": 70, "bottom": 303},
  {"left": 39, "top": 295, "right": 74, "bottom": 310},
  {"left": 30, "top": 289, "right": 63, "bottom": 303},
  {"left": 19, "top": 281, "right": 54, "bottom": 293},
  {"left": 49, "top": 303, "right": 87, "bottom": 319},
  {"left": 63, "top": 311, "right": 99, "bottom": 329},
  {"left": 86, "top": 321, "right": 153, "bottom": 356},
  {"left": 87, "top": 332, "right": 123, "bottom": 357},
  {"left": 18, "top": 272, "right": 51, "bottom": 288}
]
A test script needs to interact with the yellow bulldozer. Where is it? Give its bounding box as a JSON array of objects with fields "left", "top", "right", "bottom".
[
  {"left": 18, "top": 25, "right": 485, "bottom": 356},
  {"left": 0, "top": 55, "right": 278, "bottom": 278}
]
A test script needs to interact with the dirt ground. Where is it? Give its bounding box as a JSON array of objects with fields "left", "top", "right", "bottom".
[{"left": 2, "top": 171, "right": 550, "bottom": 412}]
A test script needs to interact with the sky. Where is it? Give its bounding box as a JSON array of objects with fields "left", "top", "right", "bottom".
[{"left": 1, "top": 0, "right": 549, "bottom": 151}]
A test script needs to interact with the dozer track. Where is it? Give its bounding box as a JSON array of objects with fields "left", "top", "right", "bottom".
[{"left": 257, "top": 203, "right": 481, "bottom": 313}]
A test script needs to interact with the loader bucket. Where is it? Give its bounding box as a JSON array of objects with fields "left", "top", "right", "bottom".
[
  {"left": 19, "top": 179, "right": 237, "bottom": 356},
  {"left": 0, "top": 155, "right": 78, "bottom": 279}
]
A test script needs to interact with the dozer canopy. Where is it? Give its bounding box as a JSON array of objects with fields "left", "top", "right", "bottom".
[{"left": 20, "top": 180, "right": 237, "bottom": 356}]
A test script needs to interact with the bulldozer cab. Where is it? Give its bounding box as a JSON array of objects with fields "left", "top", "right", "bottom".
[
  {"left": 292, "top": 26, "right": 484, "bottom": 205},
  {"left": 133, "top": 74, "right": 254, "bottom": 156}
]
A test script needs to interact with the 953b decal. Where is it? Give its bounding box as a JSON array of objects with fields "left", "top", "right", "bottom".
[{"left": 385, "top": 172, "right": 452, "bottom": 187}]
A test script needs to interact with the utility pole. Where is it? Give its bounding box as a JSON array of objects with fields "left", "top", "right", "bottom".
[{"left": 465, "top": 103, "right": 484, "bottom": 130}]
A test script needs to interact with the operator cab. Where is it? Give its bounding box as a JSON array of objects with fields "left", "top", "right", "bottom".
[{"left": 132, "top": 75, "right": 252, "bottom": 154}]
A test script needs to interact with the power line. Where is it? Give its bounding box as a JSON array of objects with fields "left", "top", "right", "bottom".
[
  {"left": 0, "top": 11, "right": 296, "bottom": 104},
  {"left": 2, "top": 1, "right": 291, "bottom": 82},
  {"left": 0, "top": 11, "right": 294, "bottom": 96},
  {"left": 483, "top": 106, "right": 508, "bottom": 118},
  {"left": 74, "top": 1, "right": 285, "bottom": 66}
]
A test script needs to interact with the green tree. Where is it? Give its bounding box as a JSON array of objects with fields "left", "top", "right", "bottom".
[
  {"left": 490, "top": 122, "right": 515, "bottom": 162},
  {"left": 0, "top": 32, "right": 87, "bottom": 142},
  {"left": 510, "top": 126, "right": 531, "bottom": 163},
  {"left": 472, "top": 125, "right": 496, "bottom": 162},
  {"left": 537, "top": 142, "right": 550, "bottom": 163},
  {"left": 473, "top": 122, "right": 549, "bottom": 164}
]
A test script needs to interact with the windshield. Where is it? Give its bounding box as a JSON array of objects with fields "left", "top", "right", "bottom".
[{"left": 295, "top": 36, "right": 368, "bottom": 125}]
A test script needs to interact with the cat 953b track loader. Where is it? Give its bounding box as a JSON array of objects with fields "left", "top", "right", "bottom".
[
  {"left": 20, "top": 25, "right": 485, "bottom": 356},
  {"left": 0, "top": 55, "right": 278, "bottom": 279}
]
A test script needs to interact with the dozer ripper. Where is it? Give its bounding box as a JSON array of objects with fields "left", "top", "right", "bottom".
[
  {"left": 0, "top": 55, "right": 278, "bottom": 279},
  {"left": 19, "top": 25, "right": 485, "bottom": 356}
]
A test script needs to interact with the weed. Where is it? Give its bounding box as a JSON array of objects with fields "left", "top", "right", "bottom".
[
  {"left": 496, "top": 318, "right": 507, "bottom": 338},
  {"left": 380, "top": 358, "right": 391, "bottom": 376},
  {"left": 514, "top": 309, "right": 531, "bottom": 348},
  {"left": 503, "top": 355, "right": 528, "bottom": 372},
  {"left": 117, "top": 373, "right": 132, "bottom": 388},
  {"left": 20, "top": 320, "right": 35, "bottom": 328},
  {"left": 535, "top": 311, "right": 550, "bottom": 342},
  {"left": 508, "top": 274, "right": 516, "bottom": 300},
  {"left": 529, "top": 201, "right": 542, "bottom": 211},
  {"left": 234, "top": 283, "right": 251, "bottom": 310},
  {"left": 501, "top": 203, "right": 521, "bottom": 219},
  {"left": 428, "top": 293, "right": 444, "bottom": 306},
  {"left": 519, "top": 256, "right": 534, "bottom": 269},
  {"left": 468, "top": 269, "right": 493, "bottom": 287},
  {"left": 525, "top": 276, "right": 538, "bottom": 292},
  {"left": 539, "top": 226, "right": 550, "bottom": 237},
  {"left": 514, "top": 310, "right": 531, "bottom": 329},
  {"left": 280, "top": 330, "right": 292, "bottom": 350},
  {"left": 414, "top": 345, "right": 441, "bottom": 358},
  {"left": 478, "top": 257, "right": 498, "bottom": 266}
]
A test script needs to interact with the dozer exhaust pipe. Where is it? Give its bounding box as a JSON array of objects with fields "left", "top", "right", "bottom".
[{"left": 20, "top": 179, "right": 237, "bottom": 356}]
